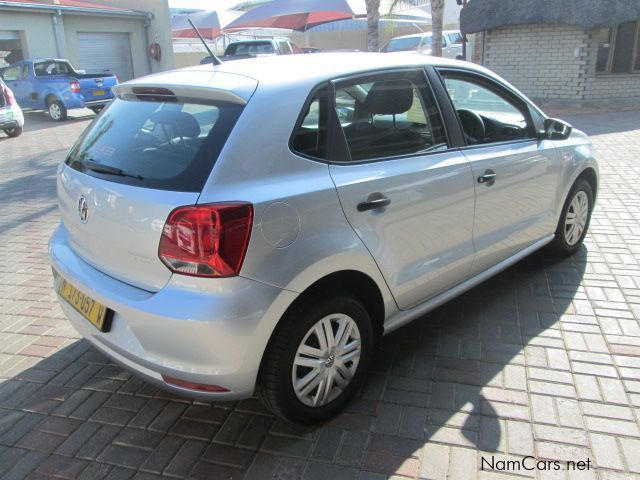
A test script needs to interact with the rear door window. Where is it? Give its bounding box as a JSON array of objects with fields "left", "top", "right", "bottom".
[
  {"left": 65, "top": 98, "right": 244, "bottom": 192},
  {"left": 333, "top": 70, "right": 448, "bottom": 161}
]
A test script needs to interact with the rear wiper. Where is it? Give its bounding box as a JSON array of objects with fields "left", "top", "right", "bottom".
[{"left": 81, "top": 159, "right": 144, "bottom": 180}]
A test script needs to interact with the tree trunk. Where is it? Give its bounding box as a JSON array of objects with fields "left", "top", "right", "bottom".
[
  {"left": 430, "top": 0, "right": 444, "bottom": 57},
  {"left": 366, "top": 0, "right": 381, "bottom": 52}
]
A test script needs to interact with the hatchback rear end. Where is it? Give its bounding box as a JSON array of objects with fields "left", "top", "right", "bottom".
[
  {"left": 0, "top": 77, "right": 24, "bottom": 137},
  {"left": 49, "top": 69, "right": 295, "bottom": 399}
]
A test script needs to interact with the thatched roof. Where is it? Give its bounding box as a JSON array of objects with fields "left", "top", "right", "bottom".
[{"left": 461, "top": 0, "right": 640, "bottom": 34}]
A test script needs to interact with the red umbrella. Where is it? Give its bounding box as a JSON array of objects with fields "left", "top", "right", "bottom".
[
  {"left": 172, "top": 10, "right": 241, "bottom": 39},
  {"left": 225, "top": 0, "right": 364, "bottom": 32}
]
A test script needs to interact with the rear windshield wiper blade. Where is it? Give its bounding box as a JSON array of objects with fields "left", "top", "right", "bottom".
[{"left": 81, "top": 159, "right": 144, "bottom": 180}]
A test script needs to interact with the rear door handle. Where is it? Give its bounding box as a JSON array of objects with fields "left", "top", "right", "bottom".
[
  {"left": 478, "top": 169, "right": 497, "bottom": 185},
  {"left": 357, "top": 194, "right": 391, "bottom": 212}
]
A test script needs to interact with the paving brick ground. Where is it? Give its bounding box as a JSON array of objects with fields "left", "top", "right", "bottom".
[{"left": 0, "top": 108, "right": 639, "bottom": 479}]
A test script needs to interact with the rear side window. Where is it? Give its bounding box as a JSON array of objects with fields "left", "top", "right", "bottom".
[
  {"left": 333, "top": 71, "right": 448, "bottom": 161},
  {"left": 291, "top": 87, "right": 328, "bottom": 160},
  {"left": 65, "top": 98, "right": 243, "bottom": 192}
]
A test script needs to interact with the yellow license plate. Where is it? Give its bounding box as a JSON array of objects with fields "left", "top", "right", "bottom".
[
  {"left": 92, "top": 90, "right": 106, "bottom": 96},
  {"left": 58, "top": 278, "right": 111, "bottom": 331}
]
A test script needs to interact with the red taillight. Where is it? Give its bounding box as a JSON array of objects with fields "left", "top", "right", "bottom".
[
  {"left": 162, "top": 375, "right": 229, "bottom": 393},
  {"left": 3, "top": 86, "right": 15, "bottom": 105},
  {"left": 158, "top": 203, "right": 253, "bottom": 277},
  {"left": 70, "top": 80, "right": 81, "bottom": 93}
]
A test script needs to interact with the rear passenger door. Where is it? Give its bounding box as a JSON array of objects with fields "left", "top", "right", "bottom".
[
  {"left": 437, "top": 70, "right": 561, "bottom": 275},
  {"left": 327, "top": 69, "right": 476, "bottom": 310}
]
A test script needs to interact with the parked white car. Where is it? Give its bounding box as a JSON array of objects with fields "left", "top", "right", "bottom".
[
  {"left": 382, "top": 30, "right": 466, "bottom": 59},
  {"left": 50, "top": 52, "right": 597, "bottom": 423},
  {"left": 0, "top": 77, "right": 24, "bottom": 137}
]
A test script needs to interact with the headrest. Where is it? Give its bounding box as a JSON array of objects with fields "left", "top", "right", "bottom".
[
  {"left": 362, "top": 80, "right": 414, "bottom": 115},
  {"left": 150, "top": 110, "right": 201, "bottom": 138}
]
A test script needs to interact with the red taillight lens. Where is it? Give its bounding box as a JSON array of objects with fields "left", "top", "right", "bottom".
[
  {"left": 70, "top": 80, "right": 81, "bottom": 93},
  {"left": 158, "top": 203, "right": 253, "bottom": 277},
  {"left": 3, "top": 86, "right": 15, "bottom": 105}
]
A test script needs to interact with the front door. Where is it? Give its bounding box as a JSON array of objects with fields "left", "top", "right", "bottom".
[
  {"left": 438, "top": 71, "right": 562, "bottom": 275},
  {"left": 328, "top": 69, "right": 476, "bottom": 310}
]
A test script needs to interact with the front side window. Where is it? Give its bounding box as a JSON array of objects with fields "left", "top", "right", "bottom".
[
  {"left": 443, "top": 75, "right": 532, "bottom": 145},
  {"left": 65, "top": 98, "right": 243, "bottom": 191},
  {"left": 596, "top": 21, "right": 640, "bottom": 73},
  {"left": 333, "top": 71, "right": 447, "bottom": 161},
  {"left": 448, "top": 32, "right": 464, "bottom": 45}
]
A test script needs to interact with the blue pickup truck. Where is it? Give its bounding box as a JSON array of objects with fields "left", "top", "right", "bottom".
[{"left": 0, "top": 58, "right": 117, "bottom": 121}]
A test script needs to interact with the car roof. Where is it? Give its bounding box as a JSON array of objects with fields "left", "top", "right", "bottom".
[{"left": 126, "top": 52, "right": 478, "bottom": 93}]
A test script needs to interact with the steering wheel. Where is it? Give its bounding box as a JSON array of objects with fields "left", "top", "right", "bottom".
[{"left": 457, "top": 109, "right": 485, "bottom": 144}]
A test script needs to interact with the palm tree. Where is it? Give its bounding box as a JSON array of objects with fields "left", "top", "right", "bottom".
[
  {"left": 366, "top": 0, "right": 381, "bottom": 51},
  {"left": 429, "top": 0, "right": 445, "bottom": 57},
  {"left": 365, "top": 0, "right": 444, "bottom": 55}
]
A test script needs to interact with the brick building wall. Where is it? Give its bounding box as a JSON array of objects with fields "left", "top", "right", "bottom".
[{"left": 480, "top": 24, "right": 640, "bottom": 104}]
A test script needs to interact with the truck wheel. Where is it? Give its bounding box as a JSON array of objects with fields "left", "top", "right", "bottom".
[
  {"left": 48, "top": 99, "right": 67, "bottom": 122},
  {"left": 4, "top": 126, "right": 22, "bottom": 137},
  {"left": 256, "top": 292, "right": 373, "bottom": 424}
]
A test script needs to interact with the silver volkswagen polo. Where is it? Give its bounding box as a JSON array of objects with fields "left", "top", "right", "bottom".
[{"left": 50, "top": 53, "right": 597, "bottom": 423}]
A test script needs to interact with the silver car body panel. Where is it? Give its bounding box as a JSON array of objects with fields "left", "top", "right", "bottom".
[
  {"left": 50, "top": 52, "right": 598, "bottom": 399},
  {"left": 329, "top": 150, "right": 476, "bottom": 310}
]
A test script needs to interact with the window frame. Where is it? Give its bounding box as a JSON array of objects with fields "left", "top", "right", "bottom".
[
  {"left": 596, "top": 21, "right": 640, "bottom": 75},
  {"left": 328, "top": 67, "right": 452, "bottom": 165},
  {"left": 435, "top": 67, "right": 545, "bottom": 150}
]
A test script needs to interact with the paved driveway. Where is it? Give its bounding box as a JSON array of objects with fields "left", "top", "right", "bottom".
[{"left": 0, "top": 109, "right": 639, "bottom": 480}]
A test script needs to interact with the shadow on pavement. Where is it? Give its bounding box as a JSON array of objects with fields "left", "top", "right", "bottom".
[
  {"left": 22, "top": 110, "right": 95, "bottom": 134},
  {"left": 0, "top": 244, "right": 587, "bottom": 478}
]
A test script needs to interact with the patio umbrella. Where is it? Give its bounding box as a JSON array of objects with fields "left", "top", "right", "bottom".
[
  {"left": 225, "top": 0, "right": 366, "bottom": 32},
  {"left": 172, "top": 10, "right": 241, "bottom": 39}
]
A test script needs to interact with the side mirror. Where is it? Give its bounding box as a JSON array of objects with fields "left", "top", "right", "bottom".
[{"left": 543, "top": 118, "right": 572, "bottom": 140}]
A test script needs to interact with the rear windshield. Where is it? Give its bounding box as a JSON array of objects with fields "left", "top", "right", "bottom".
[
  {"left": 34, "top": 61, "right": 73, "bottom": 76},
  {"left": 382, "top": 37, "right": 422, "bottom": 52},
  {"left": 65, "top": 98, "right": 243, "bottom": 192},
  {"left": 226, "top": 42, "right": 275, "bottom": 55}
]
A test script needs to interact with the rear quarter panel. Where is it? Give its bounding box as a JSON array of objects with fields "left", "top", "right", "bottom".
[{"left": 198, "top": 80, "right": 398, "bottom": 314}]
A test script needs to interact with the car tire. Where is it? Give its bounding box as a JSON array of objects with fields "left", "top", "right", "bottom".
[
  {"left": 90, "top": 106, "right": 104, "bottom": 114},
  {"left": 256, "top": 292, "right": 373, "bottom": 424},
  {"left": 4, "top": 126, "right": 22, "bottom": 137},
  {"left": 48, "top": 99, "right": 67, "bottom": 122},
  {"left": 548, "top": 178, "right": 594, "bottom": 256}
]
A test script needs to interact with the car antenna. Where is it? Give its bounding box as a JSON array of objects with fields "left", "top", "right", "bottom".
[{"left": 188, "top": 18, "right": 222, "bottom": 66}]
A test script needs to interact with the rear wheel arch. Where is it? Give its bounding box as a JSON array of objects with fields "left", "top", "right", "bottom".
[{"left": 259, "top": 270, "right": 385, "bottom": 372}]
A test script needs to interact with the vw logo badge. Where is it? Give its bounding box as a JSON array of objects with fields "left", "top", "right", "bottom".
[{"left": 78, "top": 196, "right": 89, "bottom": 223}]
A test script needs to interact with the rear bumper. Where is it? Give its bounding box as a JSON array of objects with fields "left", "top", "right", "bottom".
[
  {"left": 0, "top": 105, "right": 24, "bottom": 128},
  {"left": 49, "top": 224, "right": 297, "bottom": 400}
]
